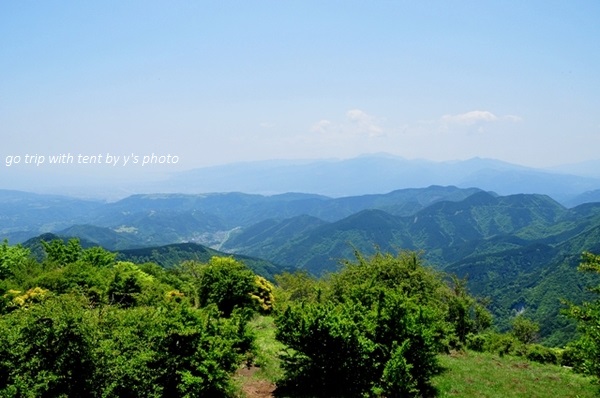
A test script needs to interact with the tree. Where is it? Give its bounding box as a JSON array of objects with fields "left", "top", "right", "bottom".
[
  {"left": 42, "top": 238, "right": 82, "bottom": 266},
  {"left": 0, "top": 295, "right": 97, "bottom": 397},
  {"left": 80, "top": 246, "right": 116, "bottom": 268},
  {"left": 274, "top": 270, "right": 322, "bottom": 306},
  {"left": 107, "top": 262, "right": 153, "bottom": 307},
  {"left": 251, "top": 275, "right": 275, "bottom": 314},
  {"left": 176, "top": 256, "right": 269, "bottom": 317},
  {"left": 195, "top": 257, "right": 257, "bottom": 317},
  {"left": 566, "top": 251, "right": 600, "bottom": 378},
  {"left": 0, "top": 240, "right": 30, "bottom": 280},
  {"left": 175, "top": 260, "right": 205, "bottom": 308},
  {"left": 511, "top": 314, "right": 540, "bottom": 344},
  {"left": 328, "top": 250, "right": 449, "bottom": 309},
  {"left": 275, "top": 250, "right": 445, "bottom": 397},
  {"left": 0, "top": 245, "right": 256, "bottom": 397},
  {"left": 447, "top": 276, "right": 493, "bottom": 345}
]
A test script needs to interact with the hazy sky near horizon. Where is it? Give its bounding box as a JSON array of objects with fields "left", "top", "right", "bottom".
[{"left": 2, "top": 1, "right": 600, "bottom": 176}]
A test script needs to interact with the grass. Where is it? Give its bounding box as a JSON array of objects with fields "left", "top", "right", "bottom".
[
  {"left": 432, "top": 350, "right": 599, "bottom": 398},
  {"left": 248, "top": 315, "right": 286, "bottom": 383}
]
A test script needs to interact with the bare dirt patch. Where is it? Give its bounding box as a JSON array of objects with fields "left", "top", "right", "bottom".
[{"left": 236, "top": 365, "right": 277, "bottom": 398}]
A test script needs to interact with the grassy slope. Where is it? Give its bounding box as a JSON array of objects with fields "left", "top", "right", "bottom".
[
  {"left": 433, "top": 350, "right": 597, "bottom": 398},
  {"left": 242, "top": 316, "right": 598, "bottom": 398}
]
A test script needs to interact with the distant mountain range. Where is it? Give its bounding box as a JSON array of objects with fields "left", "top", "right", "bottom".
[
  {"left": 0, "top": 185, "right": 483, "bottom": 247},
  {"left": 163, "top": 154, "right": 600, "bottom": 205},
  {"left": 3, "top": 154, "right": 600, "bottom": 204}
]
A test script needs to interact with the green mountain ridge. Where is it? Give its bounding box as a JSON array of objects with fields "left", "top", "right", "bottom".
[
  {"left": 221, "top": 193, "right": 569, "bottom": 272},
  {"left": 1, "top": 185, "right": 485, "bottom": 247}
]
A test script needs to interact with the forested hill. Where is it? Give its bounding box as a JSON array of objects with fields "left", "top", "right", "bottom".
[
  {"left": 116, "top": 242, "right": 280, "bottom": 279},
  {"left": 221, "top": 192, "right": 589, "bottom": 274},
  {"left": 21, "top": 234, "right": 280, "bottom": 281}
]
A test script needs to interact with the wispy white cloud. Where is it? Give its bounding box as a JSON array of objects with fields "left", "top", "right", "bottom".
[
  {"left": 441, "top": 110, "right": 498, "bottom": 125},
  {"left": 310, "top": 119, "right": 333, "bottom": 134},
  {"left": 441, "top": 110, "right": 522, "bottom": 126},
  {"left": 503, "top": 114, "right": 523, "bottom": 122},
  {"left": 297, "top": 109, "right": 386, "bottom": 158},
  {"left": 308, "top": 109, "right": 384, "bottom": 138},
  {"left": 346, "top": 109, "right": 384, "bottom": 137}
]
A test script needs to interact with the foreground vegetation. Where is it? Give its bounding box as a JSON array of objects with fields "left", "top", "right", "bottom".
[
  {"left": 0, "top": 239, "right": 272, "bottom": 397},
  {"left": 241, "top": 316, "right": 599, "bottom": 398},
  {"left": 1, "top": 238, "right": 600, "bottom": 396}
]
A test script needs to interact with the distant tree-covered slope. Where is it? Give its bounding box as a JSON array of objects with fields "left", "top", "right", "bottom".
[
  {"left": 116, "top": 242, "right": 280, "bottom": 280},
  {"left": 446, "top": 222, "right": 600, "bottom": 346},
  {"left": 222, "top": 192, "right": 571, "bottom": 273},
  {"left": 222, "top": 215, "right": 328, "bottom": 262},
  {"left": 0, "top": 189, "right": 102, "bottom": 238},
  {"left": 57, "top": 225, "right": 145, "bottom": 251},
  {"left": 21, "top": 234, "right": 280, "bottom": 280},
  {"left": 566, "top": 189, "right": 600, "bottom": 207},
  {"left": 96, "top": 185, "right": 483, "bottom": 227}
]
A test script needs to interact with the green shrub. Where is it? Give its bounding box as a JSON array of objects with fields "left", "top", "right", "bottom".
[
  {"left": 0, "top": 240, "right": 30, "bottom": 280},
  {"left": 485, "top": 332, "right": 521, "bottom": 357},
  {"left": 0, "top": 295, "right": 97, "bottom": 397},
  {"left": 0, "top": 243, "right": 261, "bottom": 398},
  {"left": 192, "top": 257, "right": 257, "bottom": 316},
  {"left": 273, "top": 270, "right": 323, "bottom": 307},
  {"left": 0, "top": 294, "right": 253, "bottom": 397},
  {"left": 275, "top": 251, "right": 445, "bottom": 397},
  {"left": 511, "top": 315, "right": 540, "bottom": 344},
  {"left": 378, "top": 340, "right": 418, "bottom": 397},
  {"left": 525, "top": 344, "right": 559, "bottom": 365},
  {"left": 561, "top": 339, "right": 589, "bottom": 373},
  {"left": 276, "top": 301, "right": 377, "bottom": 396},
  {"left": 466, "top": 333, "right": 488, "bottom": 352}
]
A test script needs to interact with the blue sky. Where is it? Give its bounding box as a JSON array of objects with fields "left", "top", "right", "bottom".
[{"left": 2, "top": 0, "right": 599, "bottom": 179}]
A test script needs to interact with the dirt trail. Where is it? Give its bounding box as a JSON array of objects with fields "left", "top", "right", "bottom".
[{"left": 237, "top": 366, "right": 276, "bottom": 398}]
